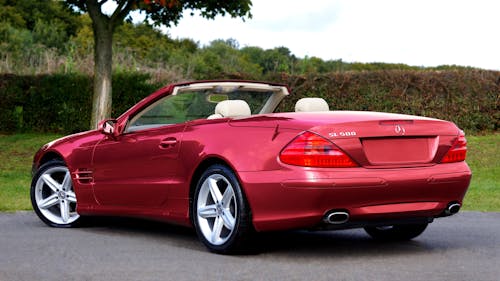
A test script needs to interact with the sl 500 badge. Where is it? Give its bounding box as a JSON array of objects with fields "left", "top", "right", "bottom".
[{"left": 329, "top": 131, "right": 357, "bottom": 137}]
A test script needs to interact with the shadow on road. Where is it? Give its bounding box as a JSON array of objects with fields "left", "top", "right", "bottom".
[
  {"left": 70, "top": 216, "right": 438, "bottom": 257},
  {"left": 253, "top": 229, "right": 432, "bottom": 257}
]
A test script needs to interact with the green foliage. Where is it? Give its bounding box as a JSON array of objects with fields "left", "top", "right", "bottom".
[
  {"left": 0, "top": 73, "right": 159, "bottom": 133},
  {"left": 0, "top": 22, "right": 34, "bottom": 54},
  {"left": 1, "top": 0, "right": 490, "bottom": 78},
  {"left": 0, "top": 3, "right": 26, "bottom": 29},
  {"left": 0, "top": 0, "right": 498, "bottom": 136},
  {"left": 0, "top": 0, "right": 82, "bottom": 73},
  {"left": 1, "top": 69, "right": 498, "bottom": 134},
  {"left": 32, "top": 19, "right": 69, "bottom": 51},
  {"left": 115, "top": 22, "right": 173, "bottom": 62},
  {"left": 191, "top": 39, "right": 262, "bottom": 79},
  {"left": 64, "top": 0, "right": 252, "bottom": 28},
  {"left": 0, "top": 0, "right": 80, "bottom": 35},
  {"left": 67, "top": 14, "right": 94, "bottom": 60},
  {"left": 111, "top": 72, "right": 161, "bottom": 117},
  {"left": 274, "top": 69, "right": 500, "bottom": 133},
  {"left": 241, "top": 46, "right": 296, "bottom": 74}
]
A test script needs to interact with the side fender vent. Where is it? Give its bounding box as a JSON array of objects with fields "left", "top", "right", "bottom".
[{"left": 73, "top": 169, "right": 94, "bottom": 184}]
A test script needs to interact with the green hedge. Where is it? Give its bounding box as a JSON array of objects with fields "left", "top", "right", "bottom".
[
  {"left": 275, "top": 70, "right": 500, "bottom": 133},
  {"left": 1, "top": 69, "right": 498, "bottom": 133},
  {"left": 0, "top": 73, "right": 159, "bottom": 133}
]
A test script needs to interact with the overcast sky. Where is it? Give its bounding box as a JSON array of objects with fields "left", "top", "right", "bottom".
[{"left": 160, "top": 0, "right": 500, "bottom": 70}]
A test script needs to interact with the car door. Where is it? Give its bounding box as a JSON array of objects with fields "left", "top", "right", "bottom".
[{"left": 91, "top": 93, "right": 191, "bottom": 208}]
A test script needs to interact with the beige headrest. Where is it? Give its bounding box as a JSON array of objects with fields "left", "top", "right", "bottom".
[
  {"left": 214, "top": 100, "right": 251, "bottom": 118},
  {"left": 295, "top": 97, "right": 330, "bottom": 112}
]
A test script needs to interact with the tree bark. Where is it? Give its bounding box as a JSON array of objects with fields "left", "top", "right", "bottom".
[
  {"left": 87, "top": 1, "right": 114, "bottom": 129},
  {"left": 91, "top": 24, "right": 113, "bottom": 128}
]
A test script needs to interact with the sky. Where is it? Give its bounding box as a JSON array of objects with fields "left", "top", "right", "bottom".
[
  {"left": 108, "top": 0, "right": 500, "bottom": 70},
  {"left": 166, "top": 0, "right": 500, "bottom": 70}
]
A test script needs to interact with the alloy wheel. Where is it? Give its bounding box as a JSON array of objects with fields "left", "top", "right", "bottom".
[
  {"left": 196, "top": 174, "right": 237, "bottom": 246},
  {"left": 33, "top": 164, "right": 79, "bottom": 226}
]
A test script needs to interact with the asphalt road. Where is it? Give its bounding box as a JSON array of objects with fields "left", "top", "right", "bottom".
[{"left": 0, "top": 211, "right": 499, "bottom": 281}]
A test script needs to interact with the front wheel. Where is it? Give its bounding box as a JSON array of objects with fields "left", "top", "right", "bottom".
[
  {"left": 192, "top": 164, "right": 252, "bottom": 254},
  {"left": 364, "top": 223, "right": 428, "bottom": 241},
  {"left": 31, "top": 160, "right": 80, "bottom": 227}
]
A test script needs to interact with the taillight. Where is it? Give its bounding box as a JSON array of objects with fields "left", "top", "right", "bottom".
[
  {"left": 279, "top": 131, "right": 358, "bottom": 168},
  {"left": 441, "top": 133, "right": 467, "bottom": 163}
]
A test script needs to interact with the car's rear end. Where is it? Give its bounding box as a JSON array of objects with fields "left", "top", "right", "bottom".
[{"left": 238, "top": 111, "right": 471, "bottom": 232}]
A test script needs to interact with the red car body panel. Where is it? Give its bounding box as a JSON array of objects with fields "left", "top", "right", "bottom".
[{"left": 33, "top": 80, "right": 471, "bottom": 232}]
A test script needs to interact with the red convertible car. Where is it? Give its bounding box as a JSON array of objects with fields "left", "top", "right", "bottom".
[{"left": 31, "top": 80, "right": 471, "bottom": 254}]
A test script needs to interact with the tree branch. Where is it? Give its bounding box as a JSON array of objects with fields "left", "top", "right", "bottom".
[
  {"left": 111, "top": 0, "right": 134, "bottom": 26},
  {"left": 97, "top": 0, "right": 109, "bottom": 7},
  {"left": 87, "top": 0, "right": 105, "bottom": 20}
]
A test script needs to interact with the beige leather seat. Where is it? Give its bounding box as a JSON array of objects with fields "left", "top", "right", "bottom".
[
  {"left": 295, "top": 97, "right": 330, "bottom": 112},
  {"left": 207, "top": 100, "right": 252, "bottom": 119}
]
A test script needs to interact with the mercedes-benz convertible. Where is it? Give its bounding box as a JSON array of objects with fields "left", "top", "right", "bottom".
[{"left": 31, "top": 80, "right": 471, "bottom": 254}]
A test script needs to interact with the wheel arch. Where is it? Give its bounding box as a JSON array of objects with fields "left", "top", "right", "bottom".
[{"left": 34, "top": 151, "right": 65, "bottom": 172}]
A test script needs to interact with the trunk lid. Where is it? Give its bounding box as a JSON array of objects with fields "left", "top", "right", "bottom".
[
  {"left": 229, "top": 111, "right": 461, "bottom": 168},
  {"left": 271, "top": 111, "right": 460, "bottom": 168},
  {"left": 311, "top": 115, "right": 458, "bottom": 168}
]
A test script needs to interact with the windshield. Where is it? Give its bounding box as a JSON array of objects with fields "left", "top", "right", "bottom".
[{"left": 126, "top": 82, "right": 288, "bottom": 133}]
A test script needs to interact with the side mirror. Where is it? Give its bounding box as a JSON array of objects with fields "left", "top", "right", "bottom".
[{"left": 98, "top": 119, "right": 118, "bottom": 136}]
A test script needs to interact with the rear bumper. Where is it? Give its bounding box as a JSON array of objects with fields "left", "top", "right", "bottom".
[{"left": 239, "top": 162, "right": 471, "bottom": 232}]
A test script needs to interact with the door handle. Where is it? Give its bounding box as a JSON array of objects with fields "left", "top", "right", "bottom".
[{"left": 159, "top": 137, "right": 177, "bottom": 149}]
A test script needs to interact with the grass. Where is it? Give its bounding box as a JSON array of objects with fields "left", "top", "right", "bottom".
[
  {"left": 0, "top": 133, "right": 498, "bottom": 212},
  {"left": 461, "top": 134, "right": 500, "bottom": 211},
  {"left": 0, "top": 133, "right": 62, "bottom": 211}
]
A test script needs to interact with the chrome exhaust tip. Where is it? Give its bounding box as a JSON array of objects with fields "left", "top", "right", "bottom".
[
  {"left": 324, "top": 211, "right": 350, "bottom": 224},
  {"left": 445, "top": 203, "right": 461, "bottom": 215}
]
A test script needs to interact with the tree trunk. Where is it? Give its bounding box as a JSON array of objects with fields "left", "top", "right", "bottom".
[
  {"left": 90, "top": 21, "right": 113, "bottom": 129},
  {"left": 86, "top": 1, "right": 116, "bottom": 130}
]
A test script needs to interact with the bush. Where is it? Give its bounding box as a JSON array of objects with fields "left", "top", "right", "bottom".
[
  {"left": 273, "top": 69, "right": 500, "bottom": 133},
  {"left": 1, "top": 69, "right": 498, "bottom": 134},
  {"left": 0, "top": 72, "right": 159, "bottom": 133}
]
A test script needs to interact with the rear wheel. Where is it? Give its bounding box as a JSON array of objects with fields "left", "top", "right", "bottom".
[
  {"left": 192, "top": 164, "right": 252, "bottom": 254},
  {"left": 31, "top": 160, "right": 80, "bottom": 227},
  {"left": 364, "top": 223, "right": 428, "bottom": 241}
]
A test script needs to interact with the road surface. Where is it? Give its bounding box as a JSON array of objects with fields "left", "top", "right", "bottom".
[{"left": 0, "top": 211, "right": 498, "bottom": 281}]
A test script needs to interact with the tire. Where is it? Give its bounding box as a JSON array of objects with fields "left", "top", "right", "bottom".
[
  {"left": 31, "top": 160, "right": 81, "bottom": 227},
  {"left": 364, "top": 223, "right": 428, "bottom": 241},
  {"left": 192, "top": 164, "right": 252, "bottom": 254}
]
